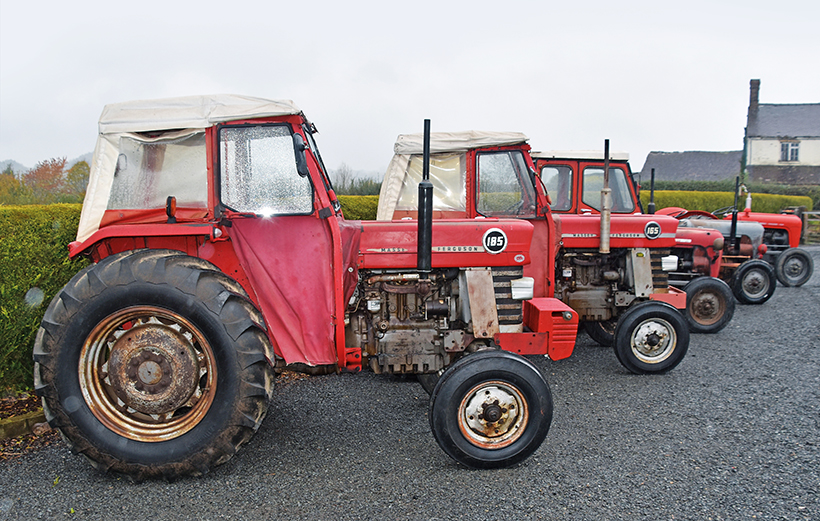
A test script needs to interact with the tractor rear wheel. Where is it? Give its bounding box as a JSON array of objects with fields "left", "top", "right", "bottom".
[
  {"left": 731, "top": 259, "right": 776, "bottom": 304},
  {"left": 775, "top": 247, "right": 814, "bottom": 287},
  {"left": 683, "top": 277, "right": 735, "bottom": 334},
  {"left": 33, "top": 249, "right": 274, "bottom": 481},
  {"left": 429, "top": 350, "right": 552, "bottom": 469},
  {"left": 613, "top": 301, "right": 689, "bottom": 374}
]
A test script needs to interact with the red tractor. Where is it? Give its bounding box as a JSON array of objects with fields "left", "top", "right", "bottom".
[
  {"left": 377, "top": 132, "right": 690, "bottom": 373},
  {"left": 531, "top": 149, "right": 784, "bottom": 327},
  {"left": 35, "top": 97, "right": 584, "bottom": 479},
  {"left": 713, "top": 185, "right": 813, "bottom": 287}
]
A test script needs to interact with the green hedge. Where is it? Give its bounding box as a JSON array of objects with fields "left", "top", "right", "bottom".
[
  {"left": 649, "top": 180, "right": 820, "bottom": 211},
  {"left": 639, "top": 190, "right": 813, "bottom": 215},
  {"left": 339, "top": 195, "right": 379, "bottom": 220},
  {"left": 0, "top": 204, "right": 89, "bottom": 393}
]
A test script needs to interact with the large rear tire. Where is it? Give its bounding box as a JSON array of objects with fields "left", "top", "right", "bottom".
[
  {"left": 613, "top": 301, "right": 689, "bottom": 374},
  {"left": 683, "top": 277, "right": 735, "bottom": 334},
  {"left": 775, "top": 247, "right": 813, "bottom": 287},
  {"left": 33, "top": 249, "right": 275, "bottom": 480},
  {"left": 731, "top": 259, "right": 776, "bottom": 304},
  {"left": 429, "top": 350, "right": 552, "bottom": 469}
]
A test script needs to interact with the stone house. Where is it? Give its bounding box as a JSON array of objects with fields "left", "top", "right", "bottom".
[{"left": 743, "top": 79, "right": 820, "bottom": 185}]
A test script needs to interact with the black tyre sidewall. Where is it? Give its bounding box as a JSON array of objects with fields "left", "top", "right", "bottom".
[
  {"left": 613, "top": 301, "right": 690, "bottom": 374},
  {"left": 429, "top": 351, "right": 552, "bottom": 469},
  {"left": 52, "top": 282, "right": 243, "bottom": 467},
  {"left": 775, "top": 248, "right": 814, "bottom": 287},
  {"left": 683, "top": 277, "right": 735, "bottom": 334},
  {"left": 732, "top": 259, "right": 776, "bottom": 304},
  {"left": 583, "top": 320, "right": 616, "bottom": 347}
]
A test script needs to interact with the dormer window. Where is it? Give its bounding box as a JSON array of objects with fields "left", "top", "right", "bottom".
[{"left": 780, "top": 141, "right": 799, "bottom": 162}]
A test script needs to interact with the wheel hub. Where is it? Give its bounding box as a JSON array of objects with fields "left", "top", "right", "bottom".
[
  {"left": 742, "top": 271, "right": 767, "bottom": 296},
  {"left": 108, "top": 323, "right": 200, "bottom": 416},
  {"left": 631, "top": 319, "right": 676, "bottom": 363},
  {"left": 692, "top": 292, "right": 720, "bottom": 322},
  {"left": 460, "top": 382, "right": 527, "bottom": 448},
  {"left": 785, "top": 259, "right": 804, "bottom": 277}
]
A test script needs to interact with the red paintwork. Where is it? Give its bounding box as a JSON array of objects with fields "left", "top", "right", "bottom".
[
  {"left": 672, "top": 227, "right": 724, "bottom": 278},
  {"left": 357, "top": 219, "right": 533, "bottom": 269},
  {"left": 73, "top": 114, "right": 579, "bottom": 369},
  {"left": 554, "top": 213, "right": 678, "bottom": 250},
  {"left": 648, "top": 286, "right": 687, "bottom": 309},
  {"left": 729, "top": 209, "right": 803, "bottom": 248},
  {"left": 515, "top": 298, "right": 579, "bottom": 359}
]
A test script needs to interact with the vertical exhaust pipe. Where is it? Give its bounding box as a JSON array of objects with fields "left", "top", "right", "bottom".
[
  {"left": 729, "top": 176, "right": 740, "bottom": 253},
  {"left": 418, "top": 119, "right": 433, "bottom": 273},
  {"left": 599, "top": 139, "right": 612, "bottom": 254},
  {"left": 648, "top": 168, "right": 656, "bottom": 214}
]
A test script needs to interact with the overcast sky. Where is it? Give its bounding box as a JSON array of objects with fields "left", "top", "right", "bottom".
[{"left": 2, "top": 0, "right": 819, "bottom": 175}]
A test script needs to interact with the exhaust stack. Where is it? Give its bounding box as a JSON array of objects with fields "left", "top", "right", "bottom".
[
  {"left": 417, "top": 119, "right": 433, "bottom": 273},
  {"left": 599, "top": 139, "right": 612, "bottom": 254}
]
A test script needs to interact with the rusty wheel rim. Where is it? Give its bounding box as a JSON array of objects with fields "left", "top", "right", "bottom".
[
  {"left": 691, "top": 289, "right": 725, "bottom": 326},
  {"left": 630, "top": 317, "right": 677, "bottom": 364},
  {"left": 458, "top": 380, "right": 528, "bottom": 450},
  {"left": 79, "top": 306, "right": 216, "bottom": 442}
]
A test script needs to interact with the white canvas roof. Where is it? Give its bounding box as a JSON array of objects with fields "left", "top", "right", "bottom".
[
  {"left": 393, "top": 130, "right": 528, "bottom": 155},
  {"left": 377, "top": 131, "right": 529, "bottom": 220},
  {"left": 77, "top": 95, "right": 304, "bottom": 243},
  {"left": 531, "top": 150, "right": 630, "bottom": 161},
  {"left": 98, "top": 94, "right": 303, "bottom": 134}
]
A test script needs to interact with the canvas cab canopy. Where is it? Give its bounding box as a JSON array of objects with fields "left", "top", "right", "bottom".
[
  {"left": 376, "top": 131, "right": 529, "bottom": 221},
  {"left": 77, "top": 94, "right": 304, "bottom": 243}
]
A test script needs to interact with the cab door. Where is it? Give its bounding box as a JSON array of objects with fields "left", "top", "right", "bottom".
[{"left": 216, "top": 122, "right": 341, "bottom": 367}]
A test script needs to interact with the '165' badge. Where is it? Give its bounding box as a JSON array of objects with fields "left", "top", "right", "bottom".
[{"left": 644, "top": 221, "right": 662, "bottom": 240}]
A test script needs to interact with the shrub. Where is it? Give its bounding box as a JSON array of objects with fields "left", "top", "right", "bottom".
[
  {"left": 643, "top": 180, "right": 819, "bottom": 211},
  {"left": 339, "top": 195, "right": 379, "bottom": 220},
  {"left": 0, "top": 205, "right": 88, "bottom": 393},
  {"left": 639, "top": 190, "right": 813, "bottom": 215}
]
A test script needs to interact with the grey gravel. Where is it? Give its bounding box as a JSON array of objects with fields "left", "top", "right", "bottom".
[{"left": 2, "top": 246, "right": 818, "bottom": 521}]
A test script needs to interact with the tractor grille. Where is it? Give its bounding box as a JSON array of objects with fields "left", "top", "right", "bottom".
[
  {"left": 650, "top": 248, "right": 671, "bottom": 289},
  {"left": 492, "top": 266, "right": 524, "bottom": 325}
]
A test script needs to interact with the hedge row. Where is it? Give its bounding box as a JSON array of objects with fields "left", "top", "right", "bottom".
[
  {"left": 638, "top": 190, "right": 813, "bottom": 215},
  {"left": 0, "top": 191, "right": 811, "bottom": 392},
  {"left": 0, "top": 205, "right": 89, "bottom": 393},
  {"left": 648, "top": 180, "right": 820, "bottom": 211}
]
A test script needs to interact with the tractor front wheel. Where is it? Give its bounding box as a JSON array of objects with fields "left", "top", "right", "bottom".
[
  {"left": 775, "top": 247, "right": 814, "bottom": 287},
  {"left": 683, "top": 277, "right": 735, "bottom": 334},
  {"left": 429, "top": 350, "right": 552, "bottom": 469},
  {"left": 613, "top": 301, "right": 689, "bottom": 374},
  {"left": 33, "top": 250, "right": 274, "bottom": 480},
  {"left": 731, "top": 259, "right": 776, "bottom": 304},
  {"left": 583, "top": 319, "right": 617, "bottom": 347}
]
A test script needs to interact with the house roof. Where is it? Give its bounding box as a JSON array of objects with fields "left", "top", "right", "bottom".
[
  {"left": 638, "top": 151, "right": 742, "bottom": 182},
  {"left": 747, "top": 103, "right": 820, "bottom": 138}
]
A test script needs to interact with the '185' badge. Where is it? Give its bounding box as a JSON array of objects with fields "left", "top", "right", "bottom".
[{"left": 482, "top": 228, "right": 508, "bottom": 254}]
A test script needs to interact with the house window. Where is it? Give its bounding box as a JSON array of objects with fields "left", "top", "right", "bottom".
[{"left": 780, "top": 142, "right": 799, "bottom": 162}]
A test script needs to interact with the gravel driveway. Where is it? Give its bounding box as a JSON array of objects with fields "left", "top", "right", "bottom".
[{"left": 2, "top": 247, "right": 818, "bottom": 521}]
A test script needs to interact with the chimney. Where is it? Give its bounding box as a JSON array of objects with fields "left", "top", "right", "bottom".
[{"left": 749, "top": 79, "right": 760, "bottom": 113}]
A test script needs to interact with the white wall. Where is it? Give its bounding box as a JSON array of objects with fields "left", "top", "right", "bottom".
[{"left": 747, "top": 138, "right": 820, "bottom": 166}]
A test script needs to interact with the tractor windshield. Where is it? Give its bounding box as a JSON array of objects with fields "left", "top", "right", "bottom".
[
  {"left": 475, "top": 150, "right": 537, "bottom": 218},
  {"left": 581, "top": 166, "right": 636, "bottom": 213},
  {"left": 219, "top": 124, "right": 314, "bottom": 216}
]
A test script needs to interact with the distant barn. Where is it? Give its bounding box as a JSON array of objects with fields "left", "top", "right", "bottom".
[{"left": 638, "top": 150, "right": 742, "bottom": 182}]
